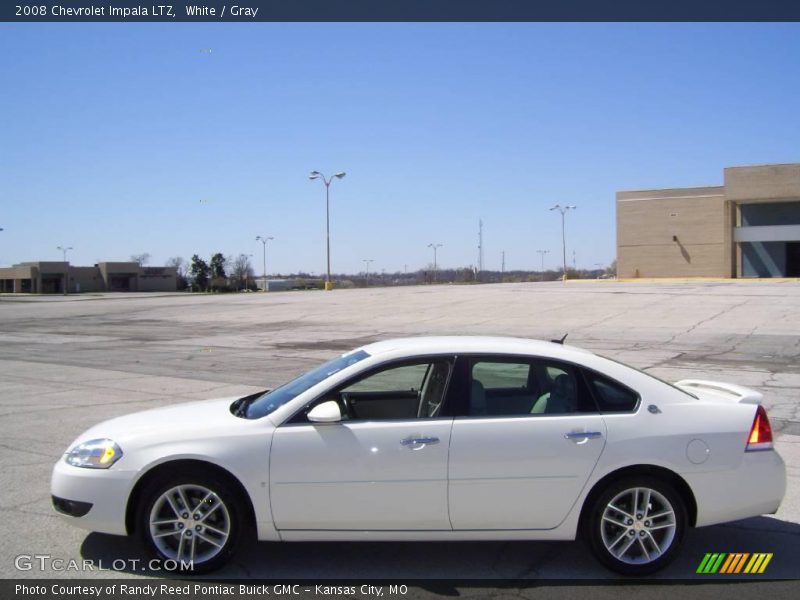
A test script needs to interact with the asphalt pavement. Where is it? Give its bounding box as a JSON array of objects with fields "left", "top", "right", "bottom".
[{"left": 0, "top": 281, "right": 798, "bottom": 594}]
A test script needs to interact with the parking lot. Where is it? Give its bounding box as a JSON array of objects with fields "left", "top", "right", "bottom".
[{"left": 1, "top": 280, "right": 799, "bottom": 582}]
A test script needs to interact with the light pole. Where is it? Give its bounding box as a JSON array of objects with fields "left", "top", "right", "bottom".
[
  {"left": 427, "top": 243, "right": 443, "bottom": 282},
  {"left": 363, "top": 259, "right": 374, "bottom": 286},
  {"left": 536, "top": 249, "right": 550, "bottom": 279},
  {"left": 549, "top": 205, "right": 576, "bottom": 281},
  {"left": 255, "top": 235, "right": 273, "bottom": 291},
  {"left": 309, "top": 170, "right": 346, "bottom": 291},
  {"left": 57, "top": 245, "right": 73, "bottom": 295}
]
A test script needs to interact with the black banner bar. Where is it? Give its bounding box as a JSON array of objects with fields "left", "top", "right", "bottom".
[
  {"left": 3, "top": 1, "right": 800, "bottom": 23},
  {"left": 3, "top": 578, "right": 798, "bottom": 599}
]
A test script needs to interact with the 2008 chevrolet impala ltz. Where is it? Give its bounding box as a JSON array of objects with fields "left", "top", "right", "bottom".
[{"left": 51, "top": 336, "right": 786, "bottom": 574}]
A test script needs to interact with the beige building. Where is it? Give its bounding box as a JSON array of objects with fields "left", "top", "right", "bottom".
[
  {"left": 617, "top": 163, "right": 800, "bottom": 278},
  {"left": 0, "top": 261, "right": 177, "bottom": 293}
]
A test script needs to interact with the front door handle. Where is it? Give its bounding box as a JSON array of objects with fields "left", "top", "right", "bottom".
[
  {"left": 400, "top": 436, "right": 440, "bottom": 447},
  {"left": 564, "top": 431, "right": 603, "bottom": 440}
]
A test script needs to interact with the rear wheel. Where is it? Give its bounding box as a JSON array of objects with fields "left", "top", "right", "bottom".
[
  {"left": 138, "top": 470, "right": 244, "bottom": 574},
  {"left": 586, "top": 476, "right": 687, "bottom": 575}
]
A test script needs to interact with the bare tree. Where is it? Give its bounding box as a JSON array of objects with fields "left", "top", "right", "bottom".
[
  {"left": 165, "top": 256, "right": 188, "bottom": 289},
  {"left": 165, "top": 256, "right": 186, "bottom": 277},
  {"left": 131, "top": 252, "right": 151, "bottom": 266},
  {"left": 229, "top": 254, "right": 255, "bottom": 289}
]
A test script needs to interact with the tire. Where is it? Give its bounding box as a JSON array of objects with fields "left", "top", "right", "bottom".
[
  {"left": 137, "top": 468, "right": 245, "bottom": 574},
  {"left": 586, "top": 476, "right": 687, "bottom": 576}
]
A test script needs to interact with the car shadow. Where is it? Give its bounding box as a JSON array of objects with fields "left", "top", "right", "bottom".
[{"left": 79, "top": 515, "right": 800, "bottom": 582}]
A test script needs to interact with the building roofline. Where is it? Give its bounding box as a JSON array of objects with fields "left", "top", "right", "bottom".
[
  {"left": 617, "top": 184, "right": 723, "bottom": 195},
  {"left": 724, "top": 161, "right": 800, "bottom": 171}
]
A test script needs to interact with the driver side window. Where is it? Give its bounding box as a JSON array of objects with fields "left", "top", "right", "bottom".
[{"left": 336, "top": 360, "right": 453, "bottom": 421}]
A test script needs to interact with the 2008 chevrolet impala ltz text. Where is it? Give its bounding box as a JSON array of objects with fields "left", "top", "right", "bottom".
[{"left": 51, "top": 336, "right": 786, "bottom": 574}]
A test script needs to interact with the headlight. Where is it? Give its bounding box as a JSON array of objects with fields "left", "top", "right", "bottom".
[{"left": 65, "top": 439, "right": 123, "bottom": 469}]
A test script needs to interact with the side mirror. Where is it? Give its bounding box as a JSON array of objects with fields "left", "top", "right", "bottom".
[{"left": 307, "top": 400, "right": 342, "bottom": 423}]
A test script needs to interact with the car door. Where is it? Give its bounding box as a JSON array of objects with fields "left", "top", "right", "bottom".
[
  {"left": 270, "top": 357, "right": 455, "bottom": 531},
  {"left": 448, "top": 356, "right": 607, "bottom": 530}
]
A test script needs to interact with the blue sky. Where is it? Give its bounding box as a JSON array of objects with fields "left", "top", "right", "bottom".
[{"left": 1, "top": 23, "right": 799, "bottom": 274}]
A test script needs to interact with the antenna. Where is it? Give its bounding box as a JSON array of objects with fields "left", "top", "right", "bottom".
[{"left": 550, "top": 333, "right": 569, "bottom": 345}]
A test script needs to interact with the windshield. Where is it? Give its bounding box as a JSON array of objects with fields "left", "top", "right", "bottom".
[{"left": 239, "top": 349, "right": 371, "bottom": 419}]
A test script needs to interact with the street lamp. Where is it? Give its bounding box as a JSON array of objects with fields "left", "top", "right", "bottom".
[
  {"left": 549, "top": 205, "right": 576, "bottom": 281},
  {"left": 536, "top": 249, "right": 550, "bottom": 278},
  {"left": 255, "top": 235, "right": 273, "bottom": 291},
  {"left": 56, "top": 245, "right": 73, "bottom": 295},
  {"left": 363, "top": 259, "right": 374, "bottom": 286},
  {"left": 427, "top": 243, "right": 443, "bottom": 281},
  {"left": 309, "top": 170, "right": 346, "bottom": 291}
]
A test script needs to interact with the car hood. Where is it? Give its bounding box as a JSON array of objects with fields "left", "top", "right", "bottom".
[{"left": 70, "top": 396, "right": 245, "bottom": 447}]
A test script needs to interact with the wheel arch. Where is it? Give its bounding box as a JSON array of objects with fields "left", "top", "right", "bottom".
[
  {"left": 577, "top": 464, "right": 698, "bottom": 537},
  {"left": 125, "top": 458, "right": 256, "bottom": 536}
]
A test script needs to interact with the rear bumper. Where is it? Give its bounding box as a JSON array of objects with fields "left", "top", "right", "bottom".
[{"left": 684, "top": 449, "right": 786, "bottom": 527}]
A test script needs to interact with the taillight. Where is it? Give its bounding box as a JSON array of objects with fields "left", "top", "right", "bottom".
[{"left": 746, "top": 405, "right": 773, "bottom": 452}]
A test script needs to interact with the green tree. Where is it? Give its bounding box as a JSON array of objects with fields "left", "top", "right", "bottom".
[
  {"left": 190, "top": 255, "right": 210, "bottom": 292},
  {"left": 210, "top": 253, "right": 227, "bottom": 279}
]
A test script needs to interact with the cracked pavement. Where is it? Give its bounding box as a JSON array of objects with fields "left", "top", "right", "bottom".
[{"left": 0, "top": 280, "right": 799, "bottom": 583}]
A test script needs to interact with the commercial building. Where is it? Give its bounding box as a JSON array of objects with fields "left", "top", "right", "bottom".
[
  {"left": 0, "top": 262, "right": 177, "bottom": 293},
  {"left": 617, "top": 163, "right": 800, "bottom": 278}
]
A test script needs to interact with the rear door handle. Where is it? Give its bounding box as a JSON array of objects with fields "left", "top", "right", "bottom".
[
  {"left": 564, "top": 431, "right": 603, "bottom": 440},
  {"left": 400, "top": 436, "right": 440, "bottom": 447}
]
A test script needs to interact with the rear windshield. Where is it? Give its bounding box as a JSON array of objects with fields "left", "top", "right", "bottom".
[
  {"left": 598, "top": 354, "right": 698, "bottom": 399},
  {"left": 239, "top": 350, "right": 371, "bottom": 419}
]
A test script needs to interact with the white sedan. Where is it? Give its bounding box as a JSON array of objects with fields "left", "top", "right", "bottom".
[{"left": 51, "top": 337, "right": 786, "bottom": 575}]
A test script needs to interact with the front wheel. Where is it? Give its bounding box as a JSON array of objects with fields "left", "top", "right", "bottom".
[
  {"left": 586, "top": 477, "right": 687, "bottom": 576},
  {"left": 138, "top": 471, "right": 244, "bottom": 574}
]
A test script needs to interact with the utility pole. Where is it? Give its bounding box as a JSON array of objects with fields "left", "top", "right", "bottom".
[
  {"left": 427, "top": 243, "right": 443, "bottom": 282},
  {"left": 477, "top": 218, "right": 484, "bottom": 273},
  {"left": 501, "top": 250, "right": 505, "bottom": 274}
]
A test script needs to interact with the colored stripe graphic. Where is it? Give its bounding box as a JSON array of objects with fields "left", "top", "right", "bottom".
[
  {"left": 744, "top": 553, "right": 773, "bottom": 574},
  {"left": 698, "top": 553, "right": 773, "bottom": 574},
  {"left": 697, "top": 553, "right": 726, "bottom": 573},
  {"left": 733, "top": 553, "right": 750, "bottom": 573},
  {"left": 720, "top": 553, "right": 749, "bottom": 573}
]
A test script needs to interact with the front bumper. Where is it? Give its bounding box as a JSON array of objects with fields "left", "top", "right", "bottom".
[
  {"left": 52, "top": 495, "right": 93, "bottom": 517},
  {"left": 50, "top": 458, "right": 136, "bottom": 535}
]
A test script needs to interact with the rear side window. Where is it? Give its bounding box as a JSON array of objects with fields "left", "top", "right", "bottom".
[
  {"left": 586, "top": 371, "right": 639, "bottom": 413},
  {"left": 467, "top": 358, "right": 597, "bottom": 416}
]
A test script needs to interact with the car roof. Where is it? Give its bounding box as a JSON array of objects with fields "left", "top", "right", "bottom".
[{"left": 358, "top": 336, "right": 594, "bottom": 362}]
